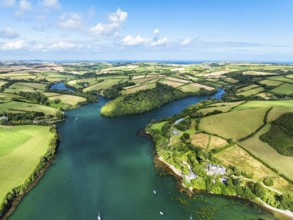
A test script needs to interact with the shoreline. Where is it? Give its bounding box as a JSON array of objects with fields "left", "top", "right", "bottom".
[{"left": 156, "top": 154, "right": 293, "bottom": 220}]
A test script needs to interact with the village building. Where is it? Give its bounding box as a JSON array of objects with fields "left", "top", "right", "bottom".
[{"left": 206, "top": 164, "right": 226, "bottom": 176}]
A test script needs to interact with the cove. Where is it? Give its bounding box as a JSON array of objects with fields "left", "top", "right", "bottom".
[{"left": 9, "top": 89, "right": 276, "bottom": 220}]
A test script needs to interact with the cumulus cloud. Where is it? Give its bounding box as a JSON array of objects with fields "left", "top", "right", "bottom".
[
  {"left": 151, "top": 37, "right": 168, "bottom": 46},
  {"left": 90, "top": 8, "right": 128, "bottom": 37},
  {"left": 0, "top": 27, "right": 20, "bottom": 39},
  {"left": 108, "top": 8, "right": 128, "bottom": 23},
  {"left": 50, "top": 41, "right": 76, "bottom": 49},
  {"left": 181, "top": 37, "right": 192, "bottom": 46},
  {"left": 122, "top": 35, "right": 151, "bottom": 46},
  {"left": 41, "top": 0, "right": 60, "bottom": 9},
  {"left": 58, "top": 13, "right": 83, "bottom": 30},
  {"left": 0, "top": 39, "right": 26, "bottom": 50},
  {"left": 153, "top": 28, "right": 160, "bottom": 35}
]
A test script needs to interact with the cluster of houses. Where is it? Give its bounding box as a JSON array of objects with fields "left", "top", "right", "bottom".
[{"left": 206, "top": 164, "right": 226, "bottom": 176}]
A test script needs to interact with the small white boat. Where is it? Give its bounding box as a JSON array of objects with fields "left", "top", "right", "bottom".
[
  {"left": 97, "top": 212, "right": 101, "bottom": 220},
  {"left": 153, "top": 190, "right": 157, "bottom": 194},
  {"left": 160, "top": 211, "right": 164, "bottom": 215},
  {"left": 75, "top": 117, "right": 78, "bottom": 120}
]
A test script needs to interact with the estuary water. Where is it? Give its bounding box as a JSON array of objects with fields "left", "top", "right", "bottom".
[
  {"left": 49, "top": 82, "right": 74, "bottom": 93},
  {"left": 10, "top": 90, "right": 275, "bottom": 220}
]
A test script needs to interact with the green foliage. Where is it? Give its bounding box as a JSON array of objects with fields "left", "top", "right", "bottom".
[
  {"left": 248, "top": 182, "right": 266, "bottom": 199},
  {"left": 19, "top": 92, "right": 49, "bottom": 105},
  {"left": 175, "top": 118, "right": 191, "bottom": 131},
  {"left": 103, "top": 81, "right": 135, "bottom": 98},
  {"left": 191, "top": 177, "right": 206, "bottom": 190},
  {"left": 101, "top": 83, "right": 189, "bottom": 117},
  {"left": 263, "top": 177, "right": 274, "bottom": 187},
  {"left": 260, "top": 112, "right": 293, "bottom": 156}
]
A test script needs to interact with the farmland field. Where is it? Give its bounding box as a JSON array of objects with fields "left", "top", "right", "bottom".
[
  {"left": 122, "top": 83, "right": 157, "bottom": 94},
  {"left": 4, "top": 82, "right": 47, "bottom": 94},
  {"left": 268, "top": 75, "right": 293, "bottom": 84},
  {"left": 271, "top": 83, "right": 293, "bottom": 95},
  {"left": 259, "top": 80, "right": 283, "bottom": 87},
  {"left": 232, "top": 100, "right": 293, "bottom": 111},
  {"left": 200, "top": 108, "right": 267, "bottom": 140},
  {"left": 215, "top": 145, "right": 292, "bottom": 192},
  {"left": 159, "top": 79, "right": 185, "bottom": 88},
  {"left": 83, "top": 79, "right": 122, "bottom": 92},
  {"left": 48, "top": 94, "right": 86, "bottom": 106},
  {"left": 240, "top": 125, "right": 293, "bottom": 180},
  {"left": 0, "top": 125, "right": 54, "bottom": 205},
  {"left": 0, "top": 101, "right": 56, "bottom": 115},
  {"left": 237, "top": 87, "right": 264, "bottom": 97}
]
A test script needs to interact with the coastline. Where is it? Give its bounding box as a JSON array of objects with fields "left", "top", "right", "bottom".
[{"left": 156, "top": 154, "right": 293, "bottom": 220}]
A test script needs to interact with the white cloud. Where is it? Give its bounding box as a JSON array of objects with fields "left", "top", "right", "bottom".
[
  {"left": 19, "top": 0, "right": 31, "bottom": 10},
  {"left": 50, "top": 41, "right": 76, "bottom": 49},
  {"left": 151, "top": 37, "right": 168, "bottom": 46},
  {"left": 90, "top": 8, "right": 128, "bottom": 37},
  {"left": 0, "top": 27, "right": 20, "bottom": 39},
  {"left": 0, "top": 39, "right": 26, "bottom": 50},
  {"left": 58, "top": 13, "right": 83, "bottom": 30},
  {"left": 0, "top": 0, "right": 16, "bottom": 7},
  {"left": 181, "top": 37, "right": 192, "bottom": 46},
  {"left": 153, "top": 28, "right": 160, "bottom": 35},
  {"left": 122, "top": 35, "right": 150, "bottom": 46},
  {"left": 41, "top": 0, "right": 60, "bottom": 9},
  {"left": 108, "top": 8, "right": 128, "bottom": 24}
]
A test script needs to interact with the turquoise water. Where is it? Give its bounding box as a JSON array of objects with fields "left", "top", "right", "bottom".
[
  {"left": 10, "top": 90, "right": 275, "bottom": 220},
  {"left": 49, "top": 82, "right": 74, "bottom": 92}
]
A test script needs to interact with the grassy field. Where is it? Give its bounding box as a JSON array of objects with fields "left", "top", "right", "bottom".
[
  {"left": 240, "top": 125, "right": 293, "bottom": 180},
  {"left": 0, "top": 72, "right": 35, "bottom": 80},
  {"left": 232, "top": 100, "right": 293, "bottom": 111},
  {"left": 178, "top": 83, "right": 214, "bottom": 93},
  {"left": 221, "top": 77, "right": 238, "bottom": 84},
  {"left": 198, "top": 101, "right": 244, "bottom": 115},
  {"left": 178, "top": 84, "right": 200, "bottom": 93},
  {"left": 4, "top": 82, "right": 47, "bottom": 94},
  {"left": 190, "top": 133, "right": 227, "bottom": 150},
  {"left": 268, "top": 75, "right": 293, "bottom": 84},
  {"left": 243, "top": 71, "right": 277, "bottom": 76},
  {"left": 122, "top": 83, "right": 157, "bottom": 94},
  {"left": 0, "top": 101, "right": 56, "bottom": 115},
  {"left": 215, "top": 145, "right": 292, "bottom": 192},
  {"left": 159, "top": 79, "right": 185, "bottom": 88},
  {"left": 47, "top": 94, "right": 86, "bottom": 106},
  {"left": 237, "top": 87, "right": 264, "bottom": 97},
  {"left": 0, "top": 125, "right": 54, "bottom": 204},
  {"left": 83, "top": 78, "right": 122, "bottom": 92},
  {"left": 271, "top": 83, "right": 293, "bottom": 95},
  {"left": 0, "top": 81, "right": 7, "bottom": 89},
  {"left": 259, "top": 80, "right": 283, "bottom": 87},
  {"left": 200, "top": 108, "right": 267, "bottom": 141},
  {"left": 236, "top": 84, "right": 259, "bottom": 93}
]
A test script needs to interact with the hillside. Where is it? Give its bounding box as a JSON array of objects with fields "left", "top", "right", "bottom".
[{"left": 146, "top": 100, "right": 293, "bottom": 212}]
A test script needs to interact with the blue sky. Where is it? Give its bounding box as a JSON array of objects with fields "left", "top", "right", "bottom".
[{"left": 0, "top": 0, "right": 292, "bottom": 61}]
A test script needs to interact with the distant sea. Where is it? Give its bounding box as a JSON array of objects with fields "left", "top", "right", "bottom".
[{"left": 3, "top": 60, "right": 293, "bottom": 64}]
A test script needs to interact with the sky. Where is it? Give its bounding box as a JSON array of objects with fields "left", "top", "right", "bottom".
[{"left": 0, "top": 0, "right": 293, "bottom": 61}]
